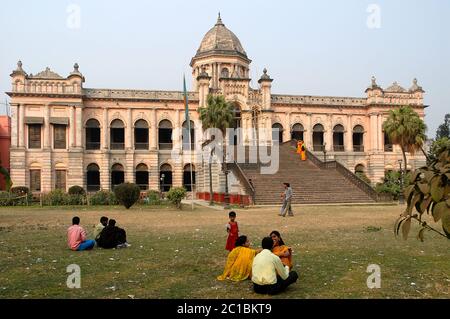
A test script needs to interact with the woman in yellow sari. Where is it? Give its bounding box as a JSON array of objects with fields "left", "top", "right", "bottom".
[
  {"left": 217, "top": 235, "right": 258, "bottom": 282},
  {"left": 270, "top": 231, "right": 293, "bottom": 269}
]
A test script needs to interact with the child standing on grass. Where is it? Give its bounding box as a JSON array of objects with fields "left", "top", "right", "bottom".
[{"left": 225, "top": 211, "right": 239, "bottom": 252}]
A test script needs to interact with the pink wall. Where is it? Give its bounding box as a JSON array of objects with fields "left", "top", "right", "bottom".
[{"left": 0, "top": 116, "right": 11, "bottom": 190}]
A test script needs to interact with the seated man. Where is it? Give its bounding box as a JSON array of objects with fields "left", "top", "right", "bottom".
[
  {"left": 94, "top": 216, "right": 108, "bottom": 242},
  {"left": 67, "top": 216, "right": 95, "bottom": 251},
  {"left": 97, "top": 219, "right": 130, "bottom": 249},
  {"left": 252, "top": 237, "right": 298, "bottom": 295}
]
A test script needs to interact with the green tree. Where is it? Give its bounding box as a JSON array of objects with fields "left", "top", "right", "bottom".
[
  {"left": 166, "top": 187, "right": 187, "bottom": 209},
  {"left": 114, "top": 183, "right": 141, "bottom": 209},
  {"left": 395, "top": 144, "right": 450, "bottom": 240},
  {"left": 436, "top": 113, "right": 450, "bottom": 140},
  {"left": 383, "top": 106, "right": 427, "bottom": 176},
  {"left": 198, "top": 94, "right": 234, "bottom": 206},
  {"left": 428, "top": 137, "right": 450, "bottom": 163}
]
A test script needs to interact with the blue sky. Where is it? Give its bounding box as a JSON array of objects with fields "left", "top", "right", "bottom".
[{"left": 0, "top": 0, "right": 448, "bottom": 136}]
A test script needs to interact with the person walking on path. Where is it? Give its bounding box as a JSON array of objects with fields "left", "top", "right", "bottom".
[{"left": 279, "top": 183, "right": 294, "bottom": 217}]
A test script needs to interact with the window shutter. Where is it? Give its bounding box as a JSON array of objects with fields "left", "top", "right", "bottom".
[
  {"left": 30, "top": 170, "right": 41, "bottom": 191},
  {"left": 54, "top": 125, "right": 66, "bottom": 149},
  {"left": 28, "top": 125, "right": 41, "bottom": 149},
  {"left": 55, "top": 170, "right": 66, "bottom": 190}
]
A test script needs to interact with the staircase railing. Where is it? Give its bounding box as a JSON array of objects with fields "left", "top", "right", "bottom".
[
  {"left": 293, "top": 140, "right": 389, "bottom": 202},
  {"left": 228, "top": 161, "right": 256, "bottom": 205}
]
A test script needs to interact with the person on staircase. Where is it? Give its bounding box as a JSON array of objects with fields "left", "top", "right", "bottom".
[{"left": 297, "top": 140, "right": 307, "bottom": 161}]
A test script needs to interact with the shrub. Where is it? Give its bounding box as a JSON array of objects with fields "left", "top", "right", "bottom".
[
  {"left": 144, "top": 190, "right": 162, "bottom": 205},
  {"left": 89, "top": 190, "right": 118, "bottom": 206},
  {"left": 68, "top": 185, "right": 86, "bottom": 196},
  {"left": 10, "top": 186, "right": 30, "bottom": 197},
  {"left": 68, "top": 194, "right": 85, "bottom": 205},
  {"left": 43, "top": 189, "right": 70, "bottom": 206},
  {"left": 0, "top": 191, "right": 11, "bottom": 206},
  {"left": 114, "top": 183, "right": 141, "bottom": 209},
  {"left": 166, "top": 187, "right": 187, "bottom": 209},
  {"left": 10, "top": 186, "right": 31, "bottom": 205}
]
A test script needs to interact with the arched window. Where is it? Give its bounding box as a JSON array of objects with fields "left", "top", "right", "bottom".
[
  {"left": 230, "top": 104, "right": 241, "bottom": 146},
  {"left": 221, "top": 68, "right": 229, "bottom": 78},
  {"left": 111, "top": 163, "right": 124, "bottom": 189},
  {"left": 182, "top": 120, "right": 195, "bottom": 151},
  {"left": 134, "top": 119, "right": 149, "bottom": 150},
  {"left": 86, "top": 163, "right": 100, "bottom": 192},
  {"left": 183, "top": 164, "right": 196, "bottom": 192},
  {"left": 313, "top": 124, "right": 325, "bottom": 151},
  {"left": 333, "top": 124, "right": 345, "bottom": 152},
  {"left": 135, "top": 163, "right": 149, "bottom": 190},
  {"left": 384, "top": 132, "right": 393, "bottom": 152},
  {"left": 86, "top": 119, "right": 101, "bottom": 150},
  {"left": 158, "top": 120, "right": 173, "bottom": 150},
  {"left": 272, "top": 123, "right": 284, "bottom": 144},
  {"left": 355, "top": 164, "right": 365, "bottom": 174},
  {"left": 110, "top": 119, "right": 125, "bottom": 150},
  {"left": 353, "top": 125, "right": 364, "bottom": 152},
  {"left": 291, "top": 123, "right": 304, "bottom": 141},
  {"left": 160, "top": 164, "right": 172, "bottom": 192}
]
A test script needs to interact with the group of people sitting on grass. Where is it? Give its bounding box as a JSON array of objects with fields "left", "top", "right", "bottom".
[
  {"left": 67, "top": 216, "right": 130, "bottom": 251},
  {"left": 218, "top": 214, "right": 298, "bottom": 295}
]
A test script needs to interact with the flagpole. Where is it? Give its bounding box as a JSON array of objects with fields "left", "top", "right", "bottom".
[{"left": 184, "top": 75, "right": 195, "bottom": 211}]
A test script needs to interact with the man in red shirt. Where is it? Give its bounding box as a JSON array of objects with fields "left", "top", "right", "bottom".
[{"left": 67, "top": 216, "right": 95, "bottom": 251}]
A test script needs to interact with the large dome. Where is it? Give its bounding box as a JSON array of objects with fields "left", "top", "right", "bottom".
[{"left": 194, "top": 14, "right": 247, "bottom": 59}]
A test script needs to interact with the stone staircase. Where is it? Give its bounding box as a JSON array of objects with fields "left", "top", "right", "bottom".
[{"left": 237, "top": 142, "right": 377, "bottom": 205}]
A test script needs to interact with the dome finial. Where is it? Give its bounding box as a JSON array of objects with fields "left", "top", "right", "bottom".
[{"left": 216, "top": 12, "right": 224, "bottom": 26}]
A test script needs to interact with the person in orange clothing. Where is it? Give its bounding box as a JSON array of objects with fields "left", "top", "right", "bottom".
[
  {"left": 297, "top": 140, "right": 307, "bottom": 161},
  {"left": 296, "top": 140, "right": 302, "bottom": 159},
  {"left": 270, "top": 230, "right": 293, "bottom": 269},
  {"left": 225, "top": 211, "right": 239, "bottom": 252}
]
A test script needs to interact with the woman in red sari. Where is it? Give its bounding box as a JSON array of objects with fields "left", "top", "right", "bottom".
[{"left": 225, "top": 211, "right": 239, "bottom": 251}]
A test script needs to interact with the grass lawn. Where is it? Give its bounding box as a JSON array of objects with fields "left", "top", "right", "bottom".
[{"left": 0, "top": 203, "right": 449, "bottom": 299}]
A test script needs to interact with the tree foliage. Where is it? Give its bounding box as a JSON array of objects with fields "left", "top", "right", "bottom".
[
  {"left": 114, "top": 183, "right": 141, "bottom": 209},
  {"left": 436, "top": 113, "right": 450, "bottom": 140},
  {"left": 198, "top": 94, "right": 234, "bottom": 205},
  {"left": 428, "top": 137, "right": 450, "bottom": 164},
  {"left": 394, "top": 145, "right": 450, "bottom": 241},
  {"left": 383, "top": 106, "right": 427, "bottom": 174},
  {"left": 166, "top": 187, "right": 187, "bottom": 209}
]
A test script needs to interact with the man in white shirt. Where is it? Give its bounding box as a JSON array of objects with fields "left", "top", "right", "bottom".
[{"left": 252, "top": 237, "right": 298, "bottom": 294}]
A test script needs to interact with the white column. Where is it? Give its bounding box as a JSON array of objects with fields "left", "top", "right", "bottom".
[
  {"left": 75, "top": 106, "right": 82, "bottom": 148},
  {"left": 305, "top": 113, "right": 312, "bottom": 148},
  {"left": 345, "top": 115, "right": 352, "bottom": 152},
  {"left": 377, "top": 114, "right": 383, "bottom": 152},
  {"left": 151, "top": 109, "right": 157, "bottom": 150},
  {"left": 19, "top": 104, "right": 25, "bottom": 148},
  {"left": 174, "top": 109, "right": 180, "bottom": 151},
  {"left": 103, "top": 108, "right": 109, "bottom": 149},
  {"left": 370, "top": 114, "right": 377, "bottom": 152},
  {"left": 44, "top": 104, "right": 51, "bottom": 149},
  {"left": 10, "top": 104, "right": 18, "bottom": 148},
  {"left": 285, "top": 112, "right": 291, "bottom": 142},
  {"left": 126, "top": 108, "right": 132, "bottom": 149},
  {"left": 69, "top": 106, "right": 75, "bottom": 148},
  {"left": 326, "top": 114, "right": 332, "bottom": 151}
]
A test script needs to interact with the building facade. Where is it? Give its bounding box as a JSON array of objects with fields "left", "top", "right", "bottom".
[{"left": 6, "top": 15, "right": 426, "bottom": 199}]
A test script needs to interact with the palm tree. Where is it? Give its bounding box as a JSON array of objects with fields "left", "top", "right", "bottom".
[
  {"left": 198, "top": 94, "right": 234, "bottom": 206},
  {"left": 383, "top": 106, "right": 427, "bottom": 176}
]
